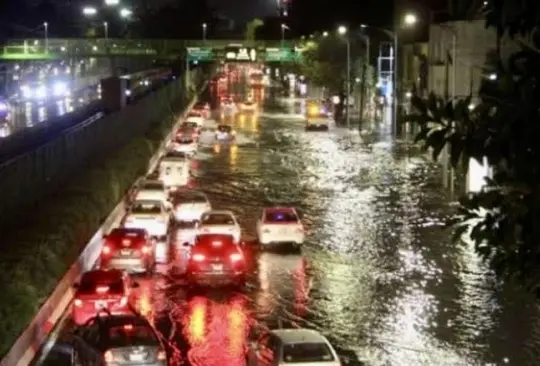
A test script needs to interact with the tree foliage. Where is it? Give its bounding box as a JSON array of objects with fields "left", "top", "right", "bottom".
[
  {"left": 405, "top": 1, "right": 540, "bottom": 294},
  {"left": 245, "top": 18, "right": 264, "bottom": 41},
  {"left": 298, "top": 36, "right": 363, "bottom": 94}
]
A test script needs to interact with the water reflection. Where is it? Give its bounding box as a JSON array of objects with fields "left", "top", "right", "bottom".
[{"left": 183, "top": 295, "right": 249, "bottom": 366}]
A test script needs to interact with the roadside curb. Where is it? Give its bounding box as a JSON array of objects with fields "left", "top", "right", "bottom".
[{"left": 0, "top": 90, "right": 201, "bottom": 366}]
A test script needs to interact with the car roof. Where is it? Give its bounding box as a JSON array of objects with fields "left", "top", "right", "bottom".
[
  {"left": 271, "top": 329, "right": 329, "bottom": 344},
  {"left": 133, "top": 199, "right": 162, "bottom": 205}
]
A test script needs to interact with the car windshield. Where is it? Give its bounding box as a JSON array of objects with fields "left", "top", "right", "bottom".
[
  {"left": 265, "top": 211, "right": 298, "bottom": 223},
  {"left": 141, "top": 182, "right": 163, "bottom": 190},
  {"left": 218, "top": 125, "right": 232, "bottom": 133},
  {"left": 107, "top": 325, "right": 159, "bottom": 347},
  {"left": 78, "top": 276, "right": 124, "bottom": 295},
  {"left": 184, "top": 122, "right": 198, "bottom": 129},
  {"left": 282, "top": 342, "right": 335, "bottom": 363},
  {"left": 188, "top": 112, "right": 201, "bottom": 118},
  {"left": 201, "top": 213, "right": 234, "bottom": 225},
  {"left": 175, "top": 138, "right": 194, "bottom": 144},
  {"left": 108, "top": 228, "right": 145, "bottom": 240},
  {"left": 132, "top": 202, "right": 162, "bottom": 214}
]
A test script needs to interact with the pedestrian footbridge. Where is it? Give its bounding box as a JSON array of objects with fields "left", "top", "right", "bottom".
[{"left": 1, "top": 39, "right": 302, "bottom": 62}]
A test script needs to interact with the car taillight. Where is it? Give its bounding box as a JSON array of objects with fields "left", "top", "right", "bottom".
[
  {"left": 74, "top": 299, "right": 83, "bottom": 307},
  {"left": 102, "top": 245, "right": 111, "bottom": 255},
  {"left": 192, "top": 254, "right": 205, "bottom": 262},
  {"left": 230, "top": 253, "right": 243, "bottom": 262},
  {"left": 157, "top": 350, "right": 166, "bottom": 360},
  {"left": 120, "top": 296, "right": 128, "bottom": 307},
  {"left": 104, "top": 350, "right": 113, "bottom": 362}
]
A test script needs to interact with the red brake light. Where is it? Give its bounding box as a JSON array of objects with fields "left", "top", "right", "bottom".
[
  {"left": 74, "top": 299, "right": 83, "bottom": 307},
  {"left": 96, "top": 286, "right": 109, "bottom": 294},
  {"left": 141, "top": 245, "right": 151, "bottom": 255},
  {"left": 192, "top": 254, "right": 205, "bottom": 262},
  {"left": 124, "top": 324, "right": 134, "bottom": 331},
  {"left": 102, "top": 245, "right": 111, "bottom": 255},
  {"left": 104, "top": 350, "right": 113, "bottom": 362},
  {"left": 230, "top": 253, "right": 243, "bottom": 262},
  {"left": 120, "top": 296, "right": 128, "bottom": 307}
]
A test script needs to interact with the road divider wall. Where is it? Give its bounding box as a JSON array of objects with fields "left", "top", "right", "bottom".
[
  {"left": 0, "top": 72, "right": 208, "bottom": 365},
  {"left": 0, "top": 75, "right": 191, "bottom": 228}
]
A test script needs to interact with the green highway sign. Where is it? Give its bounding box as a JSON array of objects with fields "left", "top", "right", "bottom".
[
  {"left": 187, "top": 47, "right": 213, "bottom": 61},
  {"left": 264, "top": 48, "right": 301, "bottom": 62}
]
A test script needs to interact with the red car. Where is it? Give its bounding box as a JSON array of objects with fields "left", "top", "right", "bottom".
[
  {"left": 100, "top": 228, "right": 155, "bottom": 274},
  {"left": 72, "top": 269, "right": 138, "bottom": 325},
  {"left": 187, "top": 234, "right": 247, "bottom": 287},
  {"left": 193, "top": 102, "right": 211, "bottom": 118}
]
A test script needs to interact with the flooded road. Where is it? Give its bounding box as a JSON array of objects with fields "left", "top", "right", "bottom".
[{"left": 40, "top": 78, "right": 540, "bottom": 366}]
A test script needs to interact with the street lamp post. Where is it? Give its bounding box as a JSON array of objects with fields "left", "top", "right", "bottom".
[
  {"left": 43, "top": 22, "right": 48, "bottom": 53},
  {"left": 103, "top": 21, "right": 108, "bottom": 40},
  {"left": 281, "top": 24, "right": 287, "bottom": 47},
  {"left": 202, "top": 23, "right": 207, "bottom": 43},
  {"left": 338, "top": 25, "right": 350, "bottom": 128}
]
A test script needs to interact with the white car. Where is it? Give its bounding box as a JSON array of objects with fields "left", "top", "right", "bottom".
[
  {"left": 159, "top": 152, "right": 190, "bottom": 190},
  {"left": 216, "top": 125, "right": 236, "bottom": 142},
  {"left": 247, "top": 328, "right": 341, "bottom": 366},
  {"left": 185, "top": 114, "right": 204, "bottom": 128},
  {"left": 256, "top": 207, "right": 305, "bottom": 247},
  {"left": 197, "top": 210, "right": 241, "bottom": 243},
  {"left": 170, "top": 190, "right": 211, "bottom": 222},
  {"left": 172, "top": 137, "right": 198, "bottom": 155},
  {"left": 134, "top": 179, "right": 167, "bottom": 203},
  {"left": 124, "top": 200, "right": 171, "bottom": 239}
]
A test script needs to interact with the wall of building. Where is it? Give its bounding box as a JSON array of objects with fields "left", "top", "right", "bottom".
[
  {"left": 400, "top": 42, "right": 428, "bottom": 96},
  {"left": 427, "top": 19, "right": 517, "bottom": 101}
]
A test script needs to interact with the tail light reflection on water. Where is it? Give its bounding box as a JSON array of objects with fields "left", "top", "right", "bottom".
[{"left": 183, "top": 296, "right": 249, "bottom": 366}]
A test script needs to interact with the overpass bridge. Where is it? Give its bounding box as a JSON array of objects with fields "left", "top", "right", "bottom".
[{"left": 1, "top": 38, "right": 302, "bottom": 62}]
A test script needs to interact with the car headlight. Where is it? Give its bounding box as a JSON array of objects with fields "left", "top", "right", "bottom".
[
  {"left": 125, "top": 89, "right": 132, "bottom": 96},
  {"left": 53, "top": 81, "right": 68, "bottom": 97},
  {"left": 35, "top": 86, "right": 47, "bottom": 99}
]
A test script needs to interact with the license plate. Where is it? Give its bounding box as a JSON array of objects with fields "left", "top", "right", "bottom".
[
  {"left": 212, "top": 264, "right": 223, "bottom": 271},
  {"left": 94, "top": 301, "right": 107, "bottom": 309},
  {"left": 122, "top": 239, "right": 131, "bottom": 245},
  {"left": 129, "top": 354, "right": 144, "bottom": 361},
  {"left": 121, "top": 249, "right": 132, "bottom": 255}
]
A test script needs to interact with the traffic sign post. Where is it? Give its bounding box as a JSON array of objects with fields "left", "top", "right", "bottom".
[
  {"left": 186, "top": 47, "right": 214, "bottom": 62},
  {"left": 264, "top": 48, "right": 302, "bottom": 62}
]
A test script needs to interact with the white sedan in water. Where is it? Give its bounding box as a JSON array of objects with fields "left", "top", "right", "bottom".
[
  {"left": 256, "top": 207, "right": 305, "bottom": 248},
  {"left": 196, "top": 210, "right": 241, "bottom": 243},
  {"left": 124, "top": 200, "right": 171, "bottom": 240}
]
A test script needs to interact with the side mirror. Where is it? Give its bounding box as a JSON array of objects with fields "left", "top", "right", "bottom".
[{"left": 131, "top": 282, "right": 140, "bottom": 289}]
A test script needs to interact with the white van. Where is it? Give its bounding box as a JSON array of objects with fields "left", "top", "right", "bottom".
[{"left": 159, "top": 152, "right": 190, "bottom": 190}]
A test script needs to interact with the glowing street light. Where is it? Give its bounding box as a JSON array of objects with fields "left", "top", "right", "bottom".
[
  {"left": 322, "top": 31, "right": 328, "bottom": 37},
  {"left": 404, "top": 13, "right": 418, "bottom": 26},
  {"left": 119, "top": 8, "right": 132, "bottom": 18},
  {"left": 82, "top": 6, "right": 97, "bottom": 16},
  {"left": 337, "top": 25, "right": 350, "bottom": 128},
  {"left": 105, "top": 0, "right": 119, "bottom": 5}
]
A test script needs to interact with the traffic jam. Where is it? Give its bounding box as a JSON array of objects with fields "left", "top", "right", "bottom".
[{"left": 55, "top": 65, "right": 346, "bottom": 366}]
